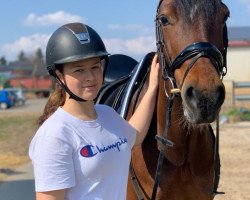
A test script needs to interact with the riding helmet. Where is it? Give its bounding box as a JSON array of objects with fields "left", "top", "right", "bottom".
[{"left": 46, "top": 22, "right": 109, "bottom": 76}]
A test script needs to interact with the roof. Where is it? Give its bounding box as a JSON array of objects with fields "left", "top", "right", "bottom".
[
  {"left": 228, "top": 27, "right": 250, "bottom": 47},
  {"left": 229, "top": 40, "right": 250, "bottom": 47},
  {"left": 228, "top": 27, "right": 250, "bottom": 41}
]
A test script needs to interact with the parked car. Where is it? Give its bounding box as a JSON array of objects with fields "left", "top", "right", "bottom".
[
  {"left": 4, "top": 88, "right": 26, "bottom": 106},
  {"left": 0, "top": 89, "right": 15, "bottom": 109}
]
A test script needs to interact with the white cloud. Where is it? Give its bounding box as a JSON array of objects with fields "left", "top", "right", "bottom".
[
  {"left": 1, "top": 34, "right": 156, "bottom": 62},
  {"left": 23, "top": 11, "right": 84, "bottom": 27},
  {"left": 108, "top": 24, "right": 149, "bottom": 31},
  {"left": 104, "top": 36, "right": 156, "bottom": 60},
  {"left": 1, "top": 34, "right": 50, "bottom": 61},
  {"left": 108, "top": 24, "right": 153, "bottom": 35}
]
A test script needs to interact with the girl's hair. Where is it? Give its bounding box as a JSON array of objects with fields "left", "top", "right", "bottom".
[
  {"left": 37, "top": 83, "right": 66, "bottom": 127},
  {"left": 37, "top": 65, "right": 65, "bottom": 126}
]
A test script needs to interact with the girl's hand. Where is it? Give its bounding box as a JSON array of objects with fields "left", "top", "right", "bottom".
[{"left": 148, "top": 53, "right": 160, "bottom": 93}]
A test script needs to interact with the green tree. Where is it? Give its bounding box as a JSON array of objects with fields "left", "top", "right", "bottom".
[
  {"left": 3, "top": 80, "right": 11, "bottom": 88},
  {"left": 0, "top": 56, "right": 7, "bottom": 66},
  {"left": 0, "top": 76, "right": 7, "bottom": 88},
  {"left": 18, "top": 51, "right": 27, "bottom": 61},
  {"left": 32, "top": 48, "right": 45, "bottom": 76}
]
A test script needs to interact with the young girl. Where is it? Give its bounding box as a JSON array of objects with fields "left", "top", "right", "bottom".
[{"left": 29, "top": 22, "right": 159, "bottom": 200}]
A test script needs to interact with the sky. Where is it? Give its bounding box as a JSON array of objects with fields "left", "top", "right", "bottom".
[{"left": 0, "top": 0, "right": 250, "bottom": 62}]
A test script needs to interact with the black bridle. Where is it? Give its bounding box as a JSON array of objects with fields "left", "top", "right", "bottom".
[
  {"left": 130, "top": 0, "right": 228, "bottom": 199},
  {"left": 156, "top": 0, "right": 227, "bottom": 90}
]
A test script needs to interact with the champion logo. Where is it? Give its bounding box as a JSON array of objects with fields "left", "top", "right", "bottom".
[
  {"left": 80, "top": 145, "right": 97, "bottom": 157},
  {"left": 80, "top": 137, "right": 128, "bottom": 158}
]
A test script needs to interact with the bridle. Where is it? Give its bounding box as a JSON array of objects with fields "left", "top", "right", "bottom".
[
  {"left": 156, "top": 8, "right": 227, "bottom": 96},
  {"left": 130, "top": 0, "right": 228, "bottom": 199},
  {"left": 156, "top": 0, "right": 227, "bottom": 90}
]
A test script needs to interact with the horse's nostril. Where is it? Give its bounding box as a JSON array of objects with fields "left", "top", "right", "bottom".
[
  {"left": 186, "top": 87, "right": 194, "bottom": 98},
  {"left": 185, "top": 86, "right": 198, "bottom": 108},
  {"left": 216, "top": 85, "right": 225, "bottom": 106}
]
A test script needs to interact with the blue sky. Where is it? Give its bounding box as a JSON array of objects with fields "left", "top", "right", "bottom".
[{"left": 0, "top": 0, "right": 249, "bottom": 62}]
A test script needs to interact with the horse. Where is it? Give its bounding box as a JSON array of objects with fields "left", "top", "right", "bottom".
[{"left": 125, "top": 0, "right": 230, "bottom": 199}]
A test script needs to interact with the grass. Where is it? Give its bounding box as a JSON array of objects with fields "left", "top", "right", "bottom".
[
  {"left": 0, "top": 113, "right": 39, "bottom": 181},
  {"left": 0, "top": 115, "right": 37, "bottom": 140},
  {"left": 0, "top": 114, "right": 39, "bottom": 168},
  {"left": 0, "top": 116, "right": 31, "bottom": 141},
  {"left": 221, "top": 107, "right": 250, "bottom": 123}
]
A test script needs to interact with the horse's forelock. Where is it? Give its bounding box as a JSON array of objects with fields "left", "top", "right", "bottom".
[{"left": 174, "top": 0, "right": 221, "bottom": 26}]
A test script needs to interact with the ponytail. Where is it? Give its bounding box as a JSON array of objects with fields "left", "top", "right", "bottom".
[{"left": 37, "top": 84, "right": 66, "bottom": 127}]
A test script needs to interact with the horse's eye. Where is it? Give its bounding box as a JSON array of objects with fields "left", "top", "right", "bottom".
[{"left": 160, "top": 16, "right": 170, "bottom": 26}]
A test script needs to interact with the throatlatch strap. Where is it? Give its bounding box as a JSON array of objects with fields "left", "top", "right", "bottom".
[
  {"left": 213, "top": 117, "right": 224, "bottom": 195},
  {"left": 151, "top": 98, "right": 174, "bottom": 200},
  {"left": 129, "top": 164, "right": 144, "bottom": 200}
]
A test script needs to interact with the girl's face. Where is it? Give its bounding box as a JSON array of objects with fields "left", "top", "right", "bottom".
[{"left": 57, "top": 57, "right": 104, "bottom": 101}]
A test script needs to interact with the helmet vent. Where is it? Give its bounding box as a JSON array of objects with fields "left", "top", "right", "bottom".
[
  {"left": 75, "top": 32, "right": 90, "bottom": 44},
  {"left": 63, "top": 23, "right": 91, "bottom": 45}
]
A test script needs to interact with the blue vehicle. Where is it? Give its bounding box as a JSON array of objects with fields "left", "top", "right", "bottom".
[
  {"left": 5, "top": 88, "right": 26, "bottom": 106},
  {"left": 0, "top": 89, "right": 14, "bottom": 109}
]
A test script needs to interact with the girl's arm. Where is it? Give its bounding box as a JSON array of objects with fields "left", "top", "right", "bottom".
[
  {"left": 36, "top": 189, "right": 65, "bottom": 200},
  {"left": 128, "top": 54, "right": 160, "bottom": 146}
]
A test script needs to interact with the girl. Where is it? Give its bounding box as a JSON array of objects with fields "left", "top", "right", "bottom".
[{"left": 29, "top": 22, "right": 159, "bottom": 200}]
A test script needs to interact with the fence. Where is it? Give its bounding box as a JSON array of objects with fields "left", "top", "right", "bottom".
[{"left": 232, "top": 81, "right": 250, "bottom": 106}]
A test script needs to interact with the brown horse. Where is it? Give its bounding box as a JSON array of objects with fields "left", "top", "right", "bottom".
[{"left": 126, "top": 0, "right": 230, "bottom": 199}]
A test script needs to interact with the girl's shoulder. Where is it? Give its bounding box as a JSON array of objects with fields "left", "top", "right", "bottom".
[
  {"left": 95, "top": 104, "right": 131, "bottom": 126},
  {"left": 95, "top": 104, "right": 117, "bottom": 115},
  {"left": 35, "top": 108, "right": 77, "bottom": 141}
]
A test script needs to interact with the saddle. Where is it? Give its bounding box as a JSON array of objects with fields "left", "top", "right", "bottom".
[{"left": 96, "top": 52, "right": 155, "bottom": 118}]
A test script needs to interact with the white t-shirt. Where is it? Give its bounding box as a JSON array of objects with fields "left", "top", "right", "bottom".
[{"left": 29, "top": 104, "right": 136, "bottom": 200}]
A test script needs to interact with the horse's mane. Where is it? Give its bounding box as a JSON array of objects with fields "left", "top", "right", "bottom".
[{"left": 174, "top": 0, "right": 221, "bottom": 26}]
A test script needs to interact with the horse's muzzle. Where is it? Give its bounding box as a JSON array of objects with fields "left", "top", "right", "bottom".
[{"left": 183, "top": 84, "right": 225, "bottom": 123}]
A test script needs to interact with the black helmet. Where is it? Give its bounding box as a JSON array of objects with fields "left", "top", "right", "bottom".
[
  {"left": 46, "top": 22, "right": 109, "bottom": 76},
  {"left": 45, "top": 22, "right": 109, "bottom": 102}
]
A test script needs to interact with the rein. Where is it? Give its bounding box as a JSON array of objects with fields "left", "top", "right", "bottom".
[{"left": 130, "top": 0, "right": 228, "bottom": 199}]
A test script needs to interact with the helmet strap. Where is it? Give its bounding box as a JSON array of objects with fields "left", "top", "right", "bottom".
[{"left": 53, "top": 73, "right": 87, "bottom": 102}]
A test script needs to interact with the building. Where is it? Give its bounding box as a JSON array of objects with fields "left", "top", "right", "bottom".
[
  {"left": 224, "top": 27, "right": 250, "bottom": 108},
  {"left": 226, "top": 27, "right": 250, "bottom": 82}
]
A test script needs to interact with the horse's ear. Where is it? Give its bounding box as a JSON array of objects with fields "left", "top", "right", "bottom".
[
  {"left": 157, "top": 0, "right": 163, "bottom": 11},
  {"left": 222, "top": 24, "right": 228, "bottom": 75},
  {"left": 223, "top": 24, "right": 228, "bottom": 49}
]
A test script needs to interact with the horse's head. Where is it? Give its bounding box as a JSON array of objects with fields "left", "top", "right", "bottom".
[{"left": 156, "top": 0, "right": 230, "bottom": 124}]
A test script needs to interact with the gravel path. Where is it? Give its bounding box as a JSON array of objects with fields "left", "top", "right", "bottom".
[
  {"left": 1, "top": 98, "right": 48, "bottom": 116},
  {"left": 0, "top": 163, "right": 35, "bottom": 200}
]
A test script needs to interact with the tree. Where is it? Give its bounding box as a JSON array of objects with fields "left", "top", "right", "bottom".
[
  {"left": 3, "top": 79, "right": 11, "bottom": 88},
  {"left": 32, "top": 48, "right": 46, "bottom": 76},
  {"left": 35, "top": 48, "right": 44, "bottom": 64},
  {"left": 0, "top": 56, "right": 7, "bottom": 66},
  {"left": 18, "top": 51, "right": 27, "bottom": 61}
]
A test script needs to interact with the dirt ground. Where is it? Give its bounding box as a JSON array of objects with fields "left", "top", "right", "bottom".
[
  {"left": 215, "top": 122, "right": 250, "bottom": 200},
  {"left": 0, "top": 98, "right": 250, "bottom": 199}
]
